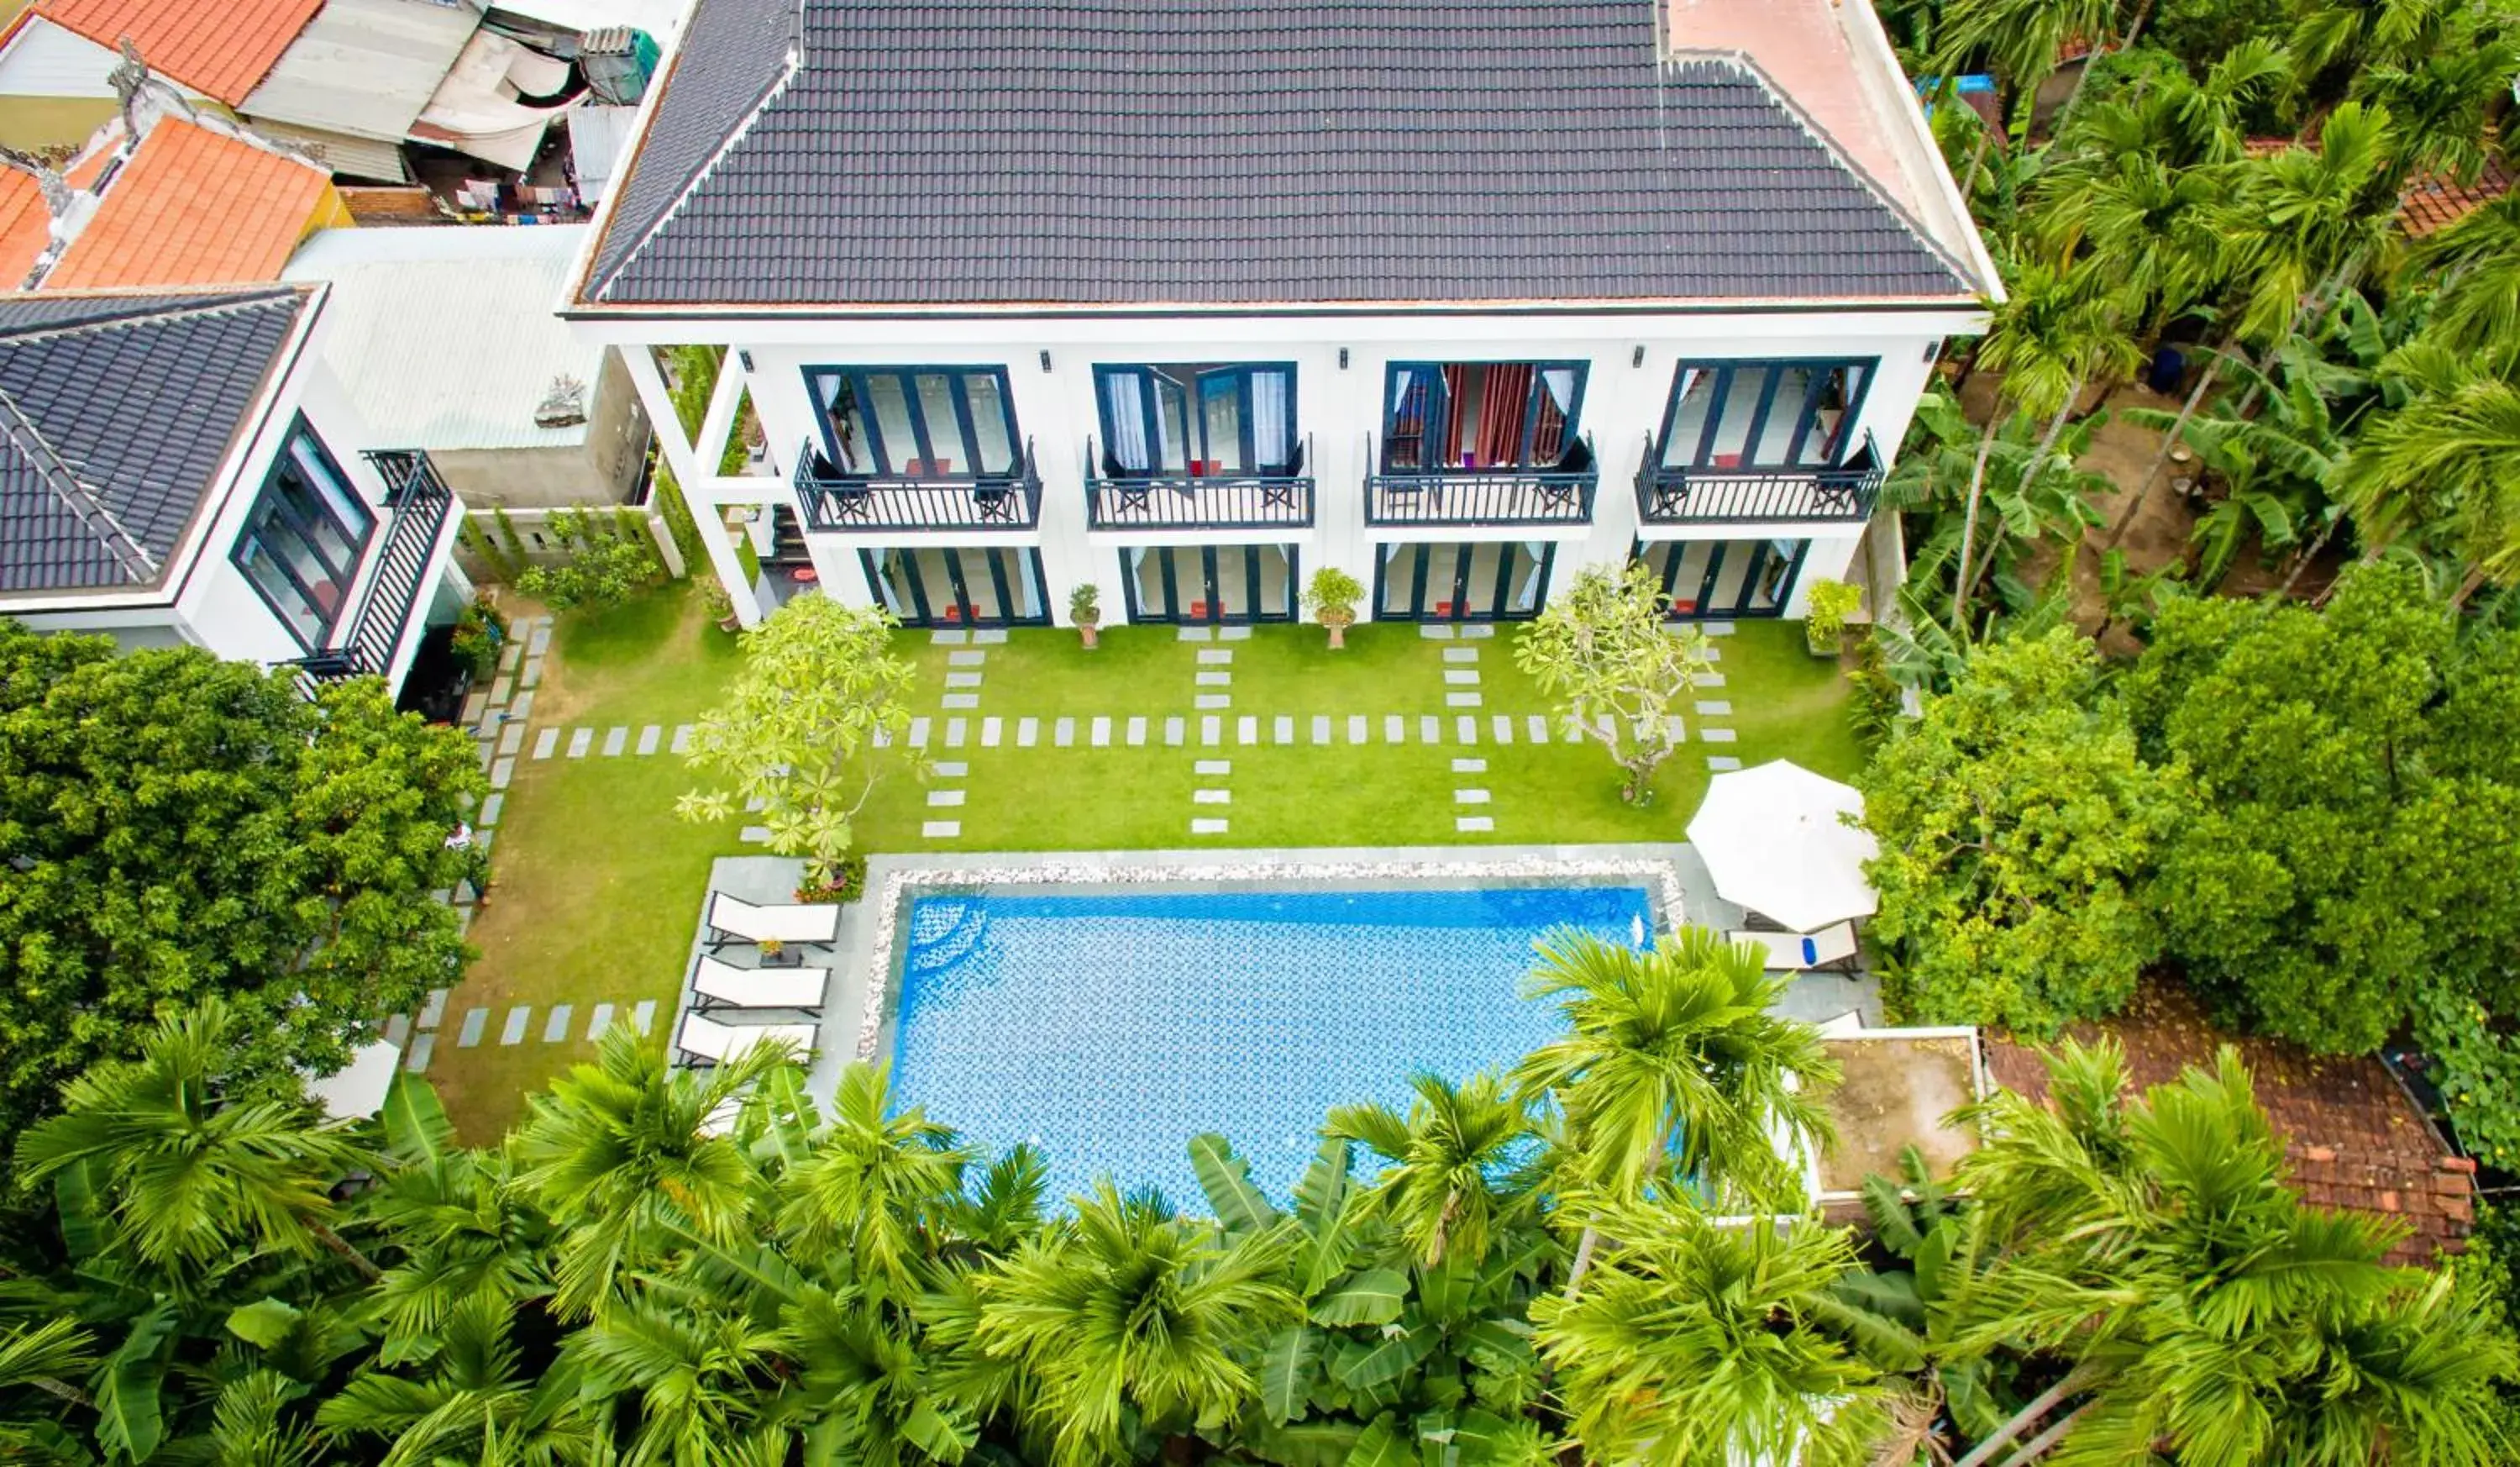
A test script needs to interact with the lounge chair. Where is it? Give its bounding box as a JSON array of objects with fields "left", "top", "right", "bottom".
[
  {"left": 699, "top": 1092, "right": 748, "bottom": 1137},
  {"left": 691, "top": 954, "right": 830, "bottom": 1014},
  {"left": 673, "top": 1012, "right": 816, "bottom": 1068},
  {"left": 1729, "top": 921, "right": 1861, "bottom": 973},
  {"left": 704, "top": 891, "right": 841, "bottom": 952}
]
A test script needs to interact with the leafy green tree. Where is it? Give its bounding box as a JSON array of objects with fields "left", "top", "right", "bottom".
[
  {"left": 1511, "top": 564, "right": 1710, "bottom": 805},
  {"left": 1931, "top": 0, "right": 2154, "bottom": 129},
  {"left": 0, "top": 623, "right": 482, "bottom": 1146},
  {"left": 2407, "top": 190, "right": 2520, "bottom": 371},
  {"left": 1858, "top": 628, "right": 2180, "bottom": 1035},
  {"left": 1326, "top": 1072, "right": 1536, "bottom": 1268},
  {"left": 1514, "top": 928, "right": 1837, "bottom": 1295},
  {"left": 1531, "top": 1202, "right": 1885, "bottom": 1467},
  {"left": 2336, "top": 344, "right": 2520, "bottom": 607},
  {"left": 677, "top": 595, "right": 919, "bottom": 883}
]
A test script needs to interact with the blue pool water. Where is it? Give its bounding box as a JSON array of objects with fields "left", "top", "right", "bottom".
[{"left": 887, "top": 884, "right": 1651, "bottom": 1206}]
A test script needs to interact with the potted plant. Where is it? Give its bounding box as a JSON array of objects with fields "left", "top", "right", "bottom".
[
  {"left": 1304, "top": 566, "right": 1363, "bottom": 649},
  {"left": 700, "top": 575, "right": 739, "bottom": 632},
  {"left": 1803, "top": 578, "right": 1862, "bottom": 657},
  {"left": 1069, "top": 582, "right": 1103, "bottom": 649},
  {"left": 447, "top": 594, "right": 509, "bottom": 678},
  {"left": 758, "top": 937, "right": 785, "bottom": 965}
]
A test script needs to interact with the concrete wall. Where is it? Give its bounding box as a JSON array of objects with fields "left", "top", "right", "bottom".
[{"left": 428, "top": 350, "right": 653, "bottom": 507}]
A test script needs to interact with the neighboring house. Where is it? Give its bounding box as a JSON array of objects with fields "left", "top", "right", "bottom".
[
  {"left": 0, "top": 0, "right": 590, "bottom": 177},
  {"left": 0, "top": 109, "right": 349, "bottom": 291},
  {"left": 564, "top": 0, "right": 1998, "bottom": 631},
  {"left": 0, "top": 286, "right": 469, "bottom": 699},
  {"left": 283, "top": 223, "right": 650, "bottom": 511}
]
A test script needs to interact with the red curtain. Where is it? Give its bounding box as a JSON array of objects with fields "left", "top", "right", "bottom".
[
  {"left": 1441, "top": 365, "right": 1468, "bottom": 465},
  {"left": 1479, "top": 364, "right": 1531, "bottom": 467}
]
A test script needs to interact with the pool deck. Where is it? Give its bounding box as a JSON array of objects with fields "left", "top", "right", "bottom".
[{"left": 672, "top": 843, "right": 1882, "bottom": 1098}]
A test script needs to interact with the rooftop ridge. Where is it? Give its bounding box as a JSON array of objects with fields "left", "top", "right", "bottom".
[
  {"left": 0, "top": 285, "right": 304, "bottom": 342},
  {"left": 0, "top": 383, "right": 159, "bottom": 582}
]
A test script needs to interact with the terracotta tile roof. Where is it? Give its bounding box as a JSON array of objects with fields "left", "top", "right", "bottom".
[
  {"left": 1986, "top": 984, "right": 2473, "bottom": 1267},
  {"left": 0, "top": 146, "right": 118, "bottom": 288},
  {"left": 34, "top": 0, "right": 322, "bottom": 107},
  {"left": 2401, "top": 158, "right": 2515, "bottom": 238},
  {"left": 41, "top": 121, "right": 333, "bottom": 290}
]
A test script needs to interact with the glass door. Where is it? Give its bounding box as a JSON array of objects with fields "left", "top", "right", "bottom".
[
  {"left": 858, "top": 547, "right": 1051, "bottom": 626},
  {"left": 1124, "top": 544, "right": 1299, "bottom": 623},
  {"left": 1373, "top": 542, "right": 1554, "bottom": 621},
  {"left": 1635, "top": 538, "right": 1809, "bottom": 618}
]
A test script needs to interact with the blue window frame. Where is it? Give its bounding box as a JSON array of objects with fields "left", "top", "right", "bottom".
[
  {"left": 230, "top": 414, "right": 373, "bottom": 652},
  {"left": 1093, "top": 363, "right": 1299, "bottom": 476},
  {"left": 804, "top": 366, "right": 1020, "bottom": 479},
  {"left": 1658, "top": 359, "right": 1876, "bottom": 471},
  {"left": 1381, "top": 360, "right": 1587, "bottom": 473}
]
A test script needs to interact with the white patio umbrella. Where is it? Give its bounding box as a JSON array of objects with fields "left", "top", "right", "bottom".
[{"left": 1685, "top": 759, "right": 1880, "bottom": 933}]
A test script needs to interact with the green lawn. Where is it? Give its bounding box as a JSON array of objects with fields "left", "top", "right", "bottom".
[{"left": 433, "top": 589, "right": 1861, "bottom": 1139}]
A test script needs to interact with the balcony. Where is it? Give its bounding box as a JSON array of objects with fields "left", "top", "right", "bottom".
[
  {"left": 1362, "top": 434, "right": 1599, "bottom": 527},
  {"left": 1633, "top": 432, "right": 1884, "bottom": 527},
  {"left": 1084, "top": 436, "right": 1315, "bottom": 530},
  {"left": 291, "top": 449, "right": 453, "bottom": 684},
  {"left": 792, "top": 439, "right": 1043, "bottom": 532}
]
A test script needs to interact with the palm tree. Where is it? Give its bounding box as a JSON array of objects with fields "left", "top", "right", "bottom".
[
  {"left": 1512, "top": 928, "right": 1839, "bottom": 1297},
  {"left": 2407, "top": 189, "right": 2520, "bottom": 371},
  {"left": 1949, "top": 257, "right": 2134, "bottom": 628},
  {"left": 2333, "top": 346, "right": 2520, "bottom": 607},
  {"left": 13, "top": 999, "right": 380, "bottom": 1279},
  {"left": 315, "top": 1294, "right": 596, "bottom": 1466},
  {"left": 774, "top": 1061, "right": 970, "bottom": 1300},
  {"left": 511, "top": 1023, "right": 793, "bottom": 1317},
  {"left": 1932, "top": 0, "right": 2153, "bottom": 133},
  {"left": 1325, "top": 1070, "right": 1537, "bottom": 1267},
  {"left": 969, "top": 1180, "right": 1299, "bottom": 1467},
  {"left": 575, "top": 1273, "right": 791, "bottom": 1464},
  {"left": 1530, "top": 1201, "right": 1885, "bottom": 1467}
]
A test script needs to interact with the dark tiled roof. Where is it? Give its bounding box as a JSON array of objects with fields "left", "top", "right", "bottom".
[
  {"left": 0, "top": 288, "right": 307, "bottom": 594},
  {"left": 585, "top": 0, "right": 1972, "bottom": 308},
  {"left": 1986, "top": 985, "right": 2474, "bottom": 1268}
]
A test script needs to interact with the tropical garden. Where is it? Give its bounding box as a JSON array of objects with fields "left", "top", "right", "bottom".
[{"left": 2, "top": 926, "right": 2511, "bottom": 1465}]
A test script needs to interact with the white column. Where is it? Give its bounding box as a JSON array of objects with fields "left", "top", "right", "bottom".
[{"left": 619, "top": 346, "right": 764, "bottom": 627}]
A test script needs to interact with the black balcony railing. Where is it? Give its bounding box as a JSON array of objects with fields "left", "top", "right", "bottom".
[
  {"left": 1084, "top": 435, "right": 1315, "bottom": 529},
  {"left": 1362, "top": 434, "right": 1599, "bottom": 526},
  {"left": 290, "top": 449, "right": 454, "bottom": 686},
  {"left": 792, "top": 439, "right": 1042, "bottom": 532},
  {"left": 1633, "top": 431, "right": 1884, "bottom": 525}
]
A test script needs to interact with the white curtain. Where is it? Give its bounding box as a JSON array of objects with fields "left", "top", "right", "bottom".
[
  {"left": 1251, "top": 370, "right": 1291, "bottom": 470},
  {"left": 1105, "top": 372, "right": 1150, "bottom": 471},
  {"left": 1662, "top": 368, "right": 1700, "bottom": 466},
  {"left": 1540, "top": 367, "right": 1576, "bottom": 415},
  {"left": 1515, "top": 541, "right": 1547, "bottom": 610},
  {"left": 871, "top": 551, "right": 906, "bottom": 616}
]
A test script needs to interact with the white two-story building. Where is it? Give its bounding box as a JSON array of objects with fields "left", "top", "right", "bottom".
[
  {"left": 0, "top": 286, "right": 468, "bottom": 699},
  {"left": 566, "top": 0, "right": 1996, "bottom": 631}
]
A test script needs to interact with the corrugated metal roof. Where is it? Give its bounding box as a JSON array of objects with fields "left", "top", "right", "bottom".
[
  {"left": 282, "top": 223, "right": 606, "bottom": 451},
  {"left": 239, "top": 0, "right": 485, "bottom": 146},
  {"left": 0, "top": 287, "right": 308, "bottom": 593},
  {"left": 582, "top": 0, "right": 1973, "bottom": 308},
  {"left": 242, "top": 117, "right": 414, "bottom": 183}
]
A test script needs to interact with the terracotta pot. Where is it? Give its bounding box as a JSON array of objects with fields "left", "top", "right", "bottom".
[
  {"left": 1078, "top": 620, "right": 1100, "bottom": 649},
  {"left": 1322, "top": 612, "right": 1352, "bottom": 649}
]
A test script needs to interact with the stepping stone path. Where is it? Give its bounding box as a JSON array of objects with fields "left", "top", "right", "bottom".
[{"left": 921, "top": 645, "right": 983, "bottom": 840}]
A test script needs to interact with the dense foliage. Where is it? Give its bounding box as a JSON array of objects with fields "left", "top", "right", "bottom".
[{"left": 0, "top": 622, "right": 483, "bottom": 1145}]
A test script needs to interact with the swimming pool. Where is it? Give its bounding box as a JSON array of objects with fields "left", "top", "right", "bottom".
[{"left": 884, "top": 882, "right": 1652, "bottom": 1205}]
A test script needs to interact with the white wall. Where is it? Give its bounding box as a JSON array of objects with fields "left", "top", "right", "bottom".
[
  {"left": 587, "top": 305, "right": 1981, "bottom": 626},
  {"left": 0, "top": 19, "right": 214, "bottom": 101}
]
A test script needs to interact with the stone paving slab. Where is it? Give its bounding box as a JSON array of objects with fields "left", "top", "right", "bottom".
[
  {"left": 1443, "top": 647, "right": 1480, "bottom": 662},
  {"left": 1693, "top": 672, "right": 1726, "bottom": 689},
  {"left": 1127, "top": 717, "right": 1147, "bottom": 745},
  {"left": 923, "top": 821, "right": 962, "bottom": 838},
  {"left": 490, "top": 757, "right": 515, "bottom": 789},
  {"left": 507, "top": 691, "right": 536, "bottom": 723},
  {"left": 638, "top": 725, "right": 663, "bottom": 755},
  {"left": 418, "top": 987, "right": 449, "bottom": 1028},
  {"left": 633, "top": 1000, "right": 655, "bottom": 1035},
  {"left": 1274, "top": 715, "right": 1294, "bottom": 744},
  {"left": 1091, "top": 717, "right": 1112, "bottom": 746},
  {"left": 601, "top": 727, "right": 628, "bottom": 756},
  {"left": 948, "top": 649, "right": 988, "bottom": 666},
  {"left": 1457, "top": 816, "right": 1495, "bottom": 833},
  {"left": 1191, "top": 818, "right": 1229, "bottom": 833},
  {"left": 1699, "top": 727, "right": 1739, "bottom": 743},
  {"left": 1195, "top": 671, "right": 1232, "bottom": 686},
  {"left": 1419, "top": 624, "right": 1455, "bottom": 639},
  {"left": 1456, "top": 788, "right": 1492, "bottom": 804},
  {"left": 908, "top": 717, "right": 932, "bottom": 748},
  {"left": 588, "top": 1002, "right": 616, "bottom": 1041},
  {"left": 1491, "top": 715, "right": 1515, "bottom": 744},
  {"left": 404, "top": 1034, "right": 434, "bottom": 1072},
  {"left": 927, "top": 790, "right": 966, "bottom": 807},
  {"left": 1351, "top": 715, "right": 1369, "bottom": 744},
  {"left": 1708, "top": 755, "right": 1743, "bottom": 770},
  {"left": 1017, "top": 718, "right": 1039, "bottom": 747},
  {"left": 1198, "top": 649, "right": 1234, "bottom": 665},
  {"left": 1313, "top": 715, "right": 1331, "bottom": 744},
  {"left": 1238, "top": 716, "right": 1259, "bottom": 744},
  {"left": 1194, "top": 789, "right": 1231, "bottom": 804},
  {"left": 462, "top": 692, "right": 489, "bottom": 725},
  {"left": 475, "top": 828, "right": 497, "bottom": 855},
  {"left": 1420, "top": 715, "right": 1441, "bottom": 744},
  {"left": 527, "top": 623, "right": 553, "bottom": 655},
  {"left": 1446, "top": 694, "right": 1482, "bottom": 707},
  {"left": 1196, "top": 760, "right": 1231, "bottom": 775},
  {"left": 1460, "top": 625, "right": 1494, "bottom": 639},
  {"left": 1526, "top": 715, "right": 1551, "bottom": 743},
  {"left": 1219, "top": 626, "right": 1252, "bottom": 641},
  {"left": 1166, "top": 716, "right": 1186, "bottom": 745},
  {"left": 497, "top": 723, "right": 527, "bottom": 756},
  {"left": 501, "top": 1007, "right": 530, "bottom": 1045},
  {"left": 1054, "top": 717, "right": 1075, "bottom": 747},
  {"left": 942, "top": 693, "right": 980, "bottom": 710},
  {"left": 457, "top": 1007, "right": 488, "bottom": 1047},
  {"left": 480, "top": 793, "right": 504, "bottom": 827},
  {"left": 568, "top": 728, "right": 594, "bottom": 757},
  {"left": 1695, "top": 700, "right": 1733, "bottom": 716},
  {"left": 520, "top": 655, "right": 545, "bottom": 689},
  {"left": 1703, "top": 621, "right": 1735, "bottom": 635},
  {"left": 1177, "top": 627, "right": 1214, "bottom": 642},
  {"left": 671, "top": 724, "right": 696, "bottom": 753},
  {"left": 1665, "top": 716, "right": 1688, "bottom": 742},
  {"left": 934, "top": 761, "right": 969, "bottom": 776},
  {"left": 932, "top": 629, "right": 970, "bottom": 644},
  {"left": 740, "top": 825, "right": 772, "bottom": 843},
  {"left": 385, "top": 1014, "right": 412, "bottom": 1046},
  {"left": 1203, "top": 715, "right": 1223, "bottom": 744},
  {"left": 543, "top": 1005, "right": 574, "bottom": 1043},
  {"left": 1457, "top": 717, "right": 1479, "bottom": 744},
  {"left": 982, "top": 717, "right": 1003, "bottom": 747},
  {"left": 1443, "top": 670, "right": 1481, "bottom": 686},
  {"left": 499, "top": 642, "right": 523, "bottom": 675},
  {"left": 944, "top": 719, "right": 969, "bottom": 749},
  {"left": 1385, "top": 715, "right": 1405, "bottom": 743},
  {"left": 1701, "top": 644, "right": 1721, "bottom": 662},
  {"left": 1452, "top": 758, "right": 1488, "bottom": 773},
  {"left": 972, "top": 628, "right": 1007, "bottom": 644},
  {"left": 874, "top": 725, "right": 894, "bottom": 749},
  {"left": 533, "top": 728, "right": 559, "bottom": 759},
  {"left": 947, "top": 672, "right": 984, "bottom": 688},
  {"left": 1195, "top": 694, "right": 1230, "bottom": 709}
]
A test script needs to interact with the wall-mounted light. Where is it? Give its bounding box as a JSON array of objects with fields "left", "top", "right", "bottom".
[
  {"left": 1039, "top": 350, "right": 1053, "bottom": 373},
  {"left": 1631, "top": 345, "right": 1646, "bottom": 369},
  {"left": 738, "top": 349, "right": 754, "bottom": 372},
  {"left": 1338, "top": 348, "right": 1350, "bottom": 371}
]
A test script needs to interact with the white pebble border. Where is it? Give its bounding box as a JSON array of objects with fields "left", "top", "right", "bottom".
[{"left": 853, "top": 854, "right": 1688, "bottom": 1059}]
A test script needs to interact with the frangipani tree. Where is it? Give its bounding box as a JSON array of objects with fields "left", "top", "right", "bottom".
[
  {"left": 1513, "top": 563, "right": 1711, "bottom": 805},
  {"left": 677, "top": 595, "right": 919, "bottom": 884}
]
